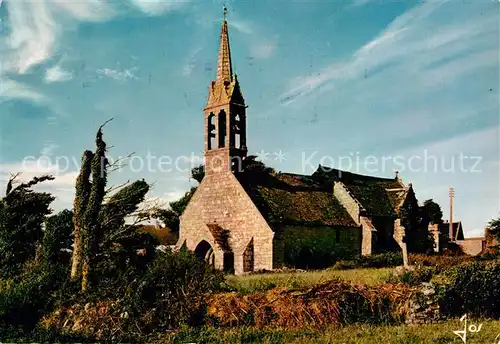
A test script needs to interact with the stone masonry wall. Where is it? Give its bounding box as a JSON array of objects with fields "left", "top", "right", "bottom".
[
  {"left": 178, "top": 171, "right": 274, "bottom": 275},
  {"left": 360, "top": 216, "right": 376, "bottom": 256},
  {"left": 333, "top": 181, "right": 375, "bottom": 255},
  {"left": 456, "top": 239, "right": 485, "bottom": 256},
  {"left": 393, "top": 218, "right": 406, "bottom": 250},
  {"left": 333, "top": 181, "right": 360, "bottom": 224}
]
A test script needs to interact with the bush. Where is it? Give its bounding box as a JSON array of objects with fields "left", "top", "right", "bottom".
[
  {"left": 431, "top": 260, "right": 500, "bottom": 317},
  {"left": 408, "top": 254, "right": 473, "bottom": 272},
  {"left": 0, "top": 261, "right": 69, "bottom": 331},
  {"left": 385, "top": 266, "right": 437, "bottom": 286},
  {"left": 332, "top": 253, "right": 403, "bottom": 270},
  {"left": 123, "top": 249, "right": 226, "bottom": 331}
]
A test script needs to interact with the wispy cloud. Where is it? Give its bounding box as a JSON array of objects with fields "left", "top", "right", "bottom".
[
  {"left": 349, "top": 0, "right": 374, "bottom": 8},
  {"left": 229, "top": 18, "right": 254, "bottom": 35},
  {"left": 0, "top": 0, "right": 185, "bottom": 103},
  {"left": 128, "top": 0, "right": 190, "bottom": 16},
  {"left": 182, "top": 46, "right": 203, "bottom": 77},
  {"left": 0, "top": 79, "right": 45, "bottom": 104},
  {"left": 0, "top": 160, "right": 78, "bottom": 210},
  {"left": 392, "top": 126, "right": 500, "bottom": 234},
  {"left": 279, "top": 1, "right": 497, "bottom": 104},
  {"left": 40, "top": 142, "right": 59, "bottom": 156},
  {"left": 249, "top": 38, "right": 278, "bottom": 60},
  {"left": 97, "top": 67, "right": 138, "bottom": 81},
  {"left": 2, "top": 0, "right": 115, "bottom": 75},
  {"left": 44, "top": 65, "right": 73, "bottom": 83}
]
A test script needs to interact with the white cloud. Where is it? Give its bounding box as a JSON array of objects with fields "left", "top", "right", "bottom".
[
  {"left": 349, "top": 0, "right": 374, "bottom": 8},
  {"left": 2, "top": 0, "right": 115, "bottom": 75},
  {"left": 44, "top": 65, "right": 73, "bottom": 83},
  {"left": 229, "top": 19, "right": 253, "bottom": 35},
  {"left": 0, "top": 160, "right": 78, "bottom": 210},
  {"left": 128, "top": 0, "right": 190, "bottom": 16},
  {"left": 391, "top": 126, "right": 500, "bottom": 237},
  {"left": 163, "top": 189, "right": 187, "bottom": 203},
  {"left": 250, "top": 40, "right": 277, "bottom": 60},
  {"left": 40, "top": 142, "right": 59, "bottom": 156},
  {"left": 280, "top": 0, "right": 497, "bottom": 104},
  {"left": 0, "top": 79, "right": 45, "bottom": 103},
  {"left": 0, "top": 0, "right": 185, "bottom": 101},
  {"left": 182, "top": 46, "right": 203, "bottom": 77},
  {"left": 97, "top": 68, "right": 138, "bottom": 81}
]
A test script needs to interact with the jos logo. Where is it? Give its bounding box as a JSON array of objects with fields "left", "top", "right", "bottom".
[{"left": 453, "top": 314, "right": 483, "bottom": 343}]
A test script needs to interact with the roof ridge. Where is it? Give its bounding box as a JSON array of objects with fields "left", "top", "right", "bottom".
[{"left": 316, "top": 165, "right": 399, "bottom": 182}]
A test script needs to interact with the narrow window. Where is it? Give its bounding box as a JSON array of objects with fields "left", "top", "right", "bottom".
[
  {"left": 218, "top": 110, "right": 226, "bottom": 148},
  {"left": 207, "top": 113, "right": 216, "bottom": 150},
  {"left": 234, "top": 114, "right": 241, "bottom": 149}
]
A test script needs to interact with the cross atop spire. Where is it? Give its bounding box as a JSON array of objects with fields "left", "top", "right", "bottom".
[{"left": 216, "top": 6, "right": 233, "bottom": 85}]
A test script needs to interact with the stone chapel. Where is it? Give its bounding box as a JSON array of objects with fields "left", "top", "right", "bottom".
[{"left": 176, "top": 13, "right": 417, "bottom": 275}]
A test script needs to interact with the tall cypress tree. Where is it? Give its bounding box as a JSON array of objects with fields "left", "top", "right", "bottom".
[{"left": 71, "top": 150, "right": 93, "bottom": 280}]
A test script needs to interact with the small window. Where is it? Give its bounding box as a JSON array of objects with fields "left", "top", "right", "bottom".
[
  {"left": 207, "top": 113, "right": 216, "bottom": 150},
  {"left": 218, "top": 110, "right": 226, "bottom": 148}
]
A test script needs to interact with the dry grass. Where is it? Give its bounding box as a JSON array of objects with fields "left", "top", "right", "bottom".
[
  {"left": 226, "top": 268, "right": 392, "bottom": 293},
  {"left": 156, "top": 318, "right": 500, "bottom": 344},
  {"left": 207, "top": 280, "right": 416, "bottom": 328}
]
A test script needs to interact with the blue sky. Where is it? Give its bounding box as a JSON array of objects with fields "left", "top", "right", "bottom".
[{"left": 0, "top": 0, "right": 498, "bottom": 237}]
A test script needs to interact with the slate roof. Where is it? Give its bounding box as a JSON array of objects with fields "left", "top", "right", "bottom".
[
  {"left": 239, "top": 171, "right": 358, "bottom": 228},
  {"left": 311, "top": 165, "right": 407, "bottom": 217}
]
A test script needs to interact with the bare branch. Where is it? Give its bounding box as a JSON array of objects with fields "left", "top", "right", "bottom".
[
  {"left": 6, "top": 172, "right": 21, "bottom": 195},
  {"left": 99, "top": 117, "right": 114, "bottom": 131},
  {"left": 105, "top": 180, "right": 131, "bottom": 196}
]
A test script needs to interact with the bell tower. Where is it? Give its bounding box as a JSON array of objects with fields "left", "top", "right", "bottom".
[{"left": 204, "top": 7, "right": 247, "bottom": 175}]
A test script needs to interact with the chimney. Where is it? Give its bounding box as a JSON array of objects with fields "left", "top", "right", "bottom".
[{"left": 449, "top": 186, "right": 454, "bottom": 241}]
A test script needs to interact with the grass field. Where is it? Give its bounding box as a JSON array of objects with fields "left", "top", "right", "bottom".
[
  {"left": 157, "top": 319, "right": 500, "bottom": 343},
  {"left": 226, "top": 267, "right": 392, "bottom": 292}
]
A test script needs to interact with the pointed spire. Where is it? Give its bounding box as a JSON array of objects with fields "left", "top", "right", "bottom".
[{"left": 216, "top": 6, "right": 233, "bottom": 85}]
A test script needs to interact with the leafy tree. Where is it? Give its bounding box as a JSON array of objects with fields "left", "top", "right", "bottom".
[
  {"left": 40, "top": 209, "right": 74, "bottom": 265},
  {"left": 71, "top": 150, "right": 93, "bottom": 280},
  {"left": 80, "top": 126, "right": 108, "bottom": 292},
  {"left": 401, "top": 200, "right": 434, "bottom": 254},
  {"left": 190, "top": 164, "right": 205, "bottom": 183},
  {"left": 0, "top": 175, "right": 55, "bottom": 278},
  {"left": 153, "top": 187, "right": 197, "bottom": 233},
  {"left": 486, "top": 215, "right": 500, "bottom": 244},
  {"left": 100, "top": 179, "right": 149, "bottom": 242},
  {"left": 71, "top": 124, "right": 154, "bottom": 292},
  {"left": 421, "top": 199, "right": 443, "bottom": 225}
]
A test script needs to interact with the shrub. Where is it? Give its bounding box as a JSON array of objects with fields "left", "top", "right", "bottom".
[
  {"left": 385, "top": 266, "right": 437, "bottom": 286},
  {"left": 0, "top": 261, "right": 69, "bottom": 330},
  {"left": 40, "top": 249, "right": 226, "bottom": 341},
  {"left": 124, "top": 249, "right": 226, "bottom": 331},
  {"left": 332, "top": 253, "right": 403, "bottom": 270},
  {"left": 408, "top": 254, "right": 473, "bottom": 272},
  {"left": 431, "top": 260, "right": 500, "bottom": 317}
]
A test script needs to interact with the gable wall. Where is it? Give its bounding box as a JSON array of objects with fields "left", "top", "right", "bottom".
[
  {"left": 179, "top": 171, "right": 274, "bottom": 274},
  {"left": 333, "top": 181, "right": 360, "bottom": 224}
]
